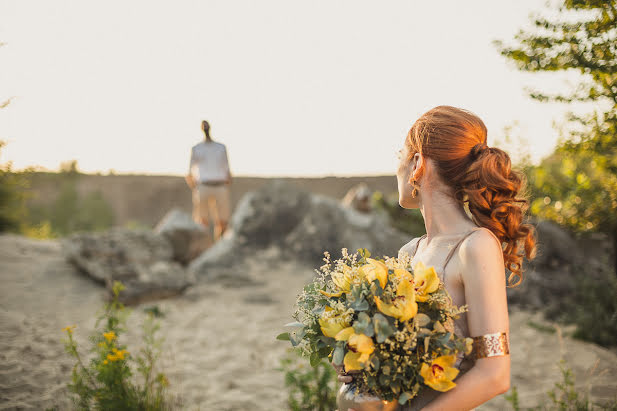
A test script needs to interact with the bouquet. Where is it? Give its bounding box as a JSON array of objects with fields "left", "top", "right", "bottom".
[{"left": 278, "top": 249, "right": 472, "bottom": 407}]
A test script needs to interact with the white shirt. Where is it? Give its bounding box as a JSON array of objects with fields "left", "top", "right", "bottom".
[{"left": 189, "top": 141, "right": 230, "bottom": 183}]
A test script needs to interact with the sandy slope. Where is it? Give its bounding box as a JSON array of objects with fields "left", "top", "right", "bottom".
[{"left": 1, "top": 235, "right": 616, "bottom": 410}]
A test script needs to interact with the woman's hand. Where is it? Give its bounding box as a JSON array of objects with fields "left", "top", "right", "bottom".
[{"left": 332, "top": 363, "right": 359, "bottom": 384}]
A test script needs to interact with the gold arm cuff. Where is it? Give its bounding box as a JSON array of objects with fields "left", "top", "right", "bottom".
[{"left": 472, "top": 332, "right": 509, "bottom": 359}]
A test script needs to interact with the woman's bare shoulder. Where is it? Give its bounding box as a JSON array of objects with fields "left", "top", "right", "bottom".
[
  {"left": 458, "top": 227, "right": 505, "bottom": 281},
  {"left": 460, "top": 227, "right": 503, "bottom": 258}
]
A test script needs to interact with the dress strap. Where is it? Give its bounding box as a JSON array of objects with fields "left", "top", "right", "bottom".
[
  {"left": 411, "top": 234, "right": 427, "bottom": 258},
  {"left": 440, "top": 227, "right": 483, "bottom": 273}
]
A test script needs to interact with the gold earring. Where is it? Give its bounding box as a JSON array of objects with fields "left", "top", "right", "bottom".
[{"left": 410, "top": 179, "right": 419, "bottom": 198}]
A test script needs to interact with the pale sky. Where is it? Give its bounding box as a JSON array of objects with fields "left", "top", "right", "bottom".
[{"left": 0, "top": 0, "right": 583, "bottom": 176}]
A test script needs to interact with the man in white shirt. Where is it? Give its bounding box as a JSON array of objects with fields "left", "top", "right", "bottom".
[{"left": 185, "top": 120, "right": 232, "bottom": 242}]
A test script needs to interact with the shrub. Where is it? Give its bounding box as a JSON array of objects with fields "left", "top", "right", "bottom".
[
  {"left": 278, "top": 349, "right": 338, "bottom": 411},
  {"left": 505, "top": 360, "right": 617, "bottom": 411},
  {"left": 371, "top": 191, "right": 425, "bottom": 237},
  {"left": 62, "top": 282, "right": 176, "bottom": 410}
]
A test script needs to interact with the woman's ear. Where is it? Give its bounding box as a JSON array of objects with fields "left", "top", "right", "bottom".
[{"left": 411, "top": 152, "right": 424, "bottom": 181}]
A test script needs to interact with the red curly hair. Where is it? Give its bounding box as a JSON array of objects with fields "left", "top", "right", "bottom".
[{"left": 406, "top": 105, "right": 536, "bottom": 286}]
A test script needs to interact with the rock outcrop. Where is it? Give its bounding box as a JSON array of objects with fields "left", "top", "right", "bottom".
[
  {"left": 341, "top": 183, "right": 373, "bottom": 213},
  {"left": 189, "top": 180, "right": 409, "bottom": 278},
  {"left": 62, "top": 229, "right": 194, "bottom": 304},
  {"left": 155, "top": 208, "right": 209, "bottom": 264}
]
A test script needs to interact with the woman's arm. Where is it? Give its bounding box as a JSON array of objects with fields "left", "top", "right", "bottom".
[{"left": 423, "top": 229, "right": 510, "bottom": 411}]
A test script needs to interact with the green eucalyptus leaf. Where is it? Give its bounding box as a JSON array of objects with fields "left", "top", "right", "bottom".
[
  {"left": 350, "top": 298, "right": 369, "bottom": 311},
  {"left": 310, "top": 352, "right": 320, "bottom": 367},
  {"left": 333, "top": 345, "right": 345, "bottom": 365},
  {"left": 373, "top": 313, "right": 395, "bottom": 343},
  {"left": 284, "top": 321, "right": 305, "bottom": 328},
  {"left": 276, "top": 332, "right": 290, "bottom": 341},
  {"left": 415, "top": 313, "right": 431, "bottom": 327},
  {"left": 353, "top": 312, "right": 374, "bottom": 337},
  {"left": 398, "top": 392, "right": 413, "bottom": 405},
  {"left": 370, "top": 354, "right": 380, "bottom": 371}
]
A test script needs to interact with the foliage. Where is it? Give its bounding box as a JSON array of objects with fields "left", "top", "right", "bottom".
[
  {"left": 505, "top": 360, "right": 617, "bottom": 410},
  {"left": 26, "top": 170, "right": 114, "bottom": 237},
  {"left": 0, "top": 141, "right": 29, "bottom": 232},
  {"left": 278, "top": 249, "right": 471, "bottom": 405},
  {"left": 62, "top": 281, "right": 176, "bottom": 410},
  {"left": 495, "top": 0, "right": 617, "bottom": 271},
  {"left": 568, "top": 264, "right": 617, "bottom": 347},
  {"left": 371, "top": 191, "right": 425, "bottom": 237},
  {"left": 278, "top": 349, "right": 338, "bottom": 411}
]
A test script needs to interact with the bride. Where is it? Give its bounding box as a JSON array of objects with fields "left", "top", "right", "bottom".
[{"left": 336, "top": 105, "right": 536, "bottom": 410}]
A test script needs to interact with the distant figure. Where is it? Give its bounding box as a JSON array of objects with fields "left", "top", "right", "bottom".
[{"left": 185, "top": 120, "right": 232, "bottom": 243}]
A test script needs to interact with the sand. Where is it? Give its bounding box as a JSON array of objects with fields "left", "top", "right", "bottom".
[{"left": 1, "top": 234, "right": 616, "bottom": 410}]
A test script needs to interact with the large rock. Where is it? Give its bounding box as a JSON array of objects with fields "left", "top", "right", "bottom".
[
  {"left": 341, "top": 183, "right": 373, "bottom": 213},
  {"left": 63, "top": 229, "right": 194, "bottom": 304},
  {"left": 155, "top": 208, "right": 209, "bottom": 264},
  {"left": 507, "top": 219, "right": 587, "bottom": 314},
  {"left": 189, "top": 181, "right": 409, "bottom": 278}
]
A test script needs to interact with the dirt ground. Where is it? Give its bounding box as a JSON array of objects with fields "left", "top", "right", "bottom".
[{"left": 1, "top": 234, "right": 616, "bottom": 410}]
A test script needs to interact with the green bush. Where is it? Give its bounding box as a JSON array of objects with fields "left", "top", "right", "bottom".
[
  {"left": 505, "top": 360, "right": 617, "bottom": 411},
  {"left": 26, "top": 174, "right": 114, "bottom": 237},
  {"left": 278, "top": 349, "right": 338, "bottom": 411},
  {"left": 569, "top": 267, "right": 617, "bottom": 348},
  {"left": 62, "top": 282, "right": 176, "bottom": 410},
  {"left": 371, "top": 191, "right": 425, "bottom": 237},
  {"left": 0, "top": 141, "right": 28, "bottom": 232}
]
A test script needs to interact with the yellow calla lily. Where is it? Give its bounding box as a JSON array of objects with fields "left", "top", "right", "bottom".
[
  {"left": 360, "top": 258, "right": 388, "bottom": 288},
  {"left": 420, "top": 355, "right": 459, "bottom": 392},
  {"left": 413, "top": 261, "right": 440, "bottom": 302},
  {"left": 318, "top": 307, "right": 351, "bottom": 338},
  {"left": 374, "top": 279, "right": 418, "bottom": 322},
  {"left": 338, "top": 331, "right": 375, "bottom": 371}
]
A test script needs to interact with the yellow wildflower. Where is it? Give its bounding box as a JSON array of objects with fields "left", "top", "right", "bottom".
[
  {"left": 103, "top": 331, "right": 116, "bottom": 342},
  {"left": 360, "top": 258, "right": 388, "bottom": 288},
  {"left": 103, "top": 359, "right": 109, "bottom": 365},
  {"left": 413, "top": 261, "right": 440, "bottom": 302},
  {"left": 420, "top": 355, "right": 459, "bottom": 392},
  {"left": 335, "top": 328, "right": 375, "bottom": 371},
  {"left": 374, "top": 278, "right": 418, "bottom": 322},
  {"left": 318, "top": 307, "right": 351, "bottom": 338},
  {"left": 112, "top": 348, "right": 129, "bottom": 360},
  {"left": 62, "top": 325, "right": 76, "bottom": 334}
]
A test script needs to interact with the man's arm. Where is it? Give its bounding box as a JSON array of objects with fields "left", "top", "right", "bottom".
[
  {"left": 186, "top": 147, "right": 196, "bottom": 189},
  {"left": 224, "top": 146, "right": 232, "bottom": 185}
]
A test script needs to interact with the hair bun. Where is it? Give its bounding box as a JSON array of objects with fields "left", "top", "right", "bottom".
[{"left": 471, "top": 143, "right": 489, "bottom": 159}]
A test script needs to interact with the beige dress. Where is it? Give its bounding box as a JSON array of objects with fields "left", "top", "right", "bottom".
[{"left": 399, "top": 228, "right": 484, "bottom": 411}]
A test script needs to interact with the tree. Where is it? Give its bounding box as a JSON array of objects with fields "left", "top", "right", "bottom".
[{"left": 496, "top": 0, "right": 617, "bottom": 273}]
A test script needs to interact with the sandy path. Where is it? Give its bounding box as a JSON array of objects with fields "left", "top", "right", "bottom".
[{"left": 1, "top": 235, "right": 616, "bottom": 410}]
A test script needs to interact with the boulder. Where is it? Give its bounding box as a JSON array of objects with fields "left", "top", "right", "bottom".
[
  {"left": 507, "top": 219, "right": 584, "bottom": 313},
  {"left": 62, "top": 228, "right": 194, "bottom": 304},
  {"left": 532, "top": 219, "right": 582, "bottom": 269},
  {"left": 341, "top": 183, "right": 373, "bottom": 213},
  {"left": 155, "top": 208, "right": 209, "bottom": 264},
  {"left": 189, "top": 180, "right": 409, "bottom": 278}
]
